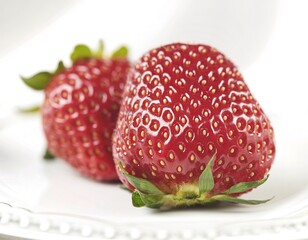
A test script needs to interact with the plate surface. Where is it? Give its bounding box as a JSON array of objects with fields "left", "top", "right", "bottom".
[{"left": 1, "top": 113, "right": 308, "bottom": 239}]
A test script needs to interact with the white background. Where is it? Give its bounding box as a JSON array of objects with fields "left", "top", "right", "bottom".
[{"left": 0, "top": 0, "right": 308, "bottom": 119}]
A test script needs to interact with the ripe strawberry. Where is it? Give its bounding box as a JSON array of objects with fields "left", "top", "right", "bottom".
[
  {"left": 22, "top": 42, "right": 130, "bottom": 181},
  {"left": 113, "top": 43, "right": 275, "bottom": 208}
]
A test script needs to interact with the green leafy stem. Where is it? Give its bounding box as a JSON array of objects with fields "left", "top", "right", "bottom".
[
  {"left": 118, "top": 154, "right": 272, "bottom": 209},
  {"left": 21, "top": 41, "right": 128, "bottom": 91}
]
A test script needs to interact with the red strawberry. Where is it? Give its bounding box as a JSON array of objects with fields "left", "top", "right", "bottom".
[
  {"left": 112, "top": 43, "right": 275, "bottom": 208},
  {"left": 22, "top": 42, "right": 130, "bottom": 181}
]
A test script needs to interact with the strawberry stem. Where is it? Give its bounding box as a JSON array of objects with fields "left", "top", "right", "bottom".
[
  {"left": 118, "top": 156, "right": 272, "bottom": 209},
  {"left": 93, "top": 40, "right": 104, "bottom": 59}
]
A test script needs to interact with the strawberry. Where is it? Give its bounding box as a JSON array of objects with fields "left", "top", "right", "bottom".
[
  {"left": 22, "top": 42, "right": 130, "bottom": 181},
  {"left": 112, "top": 43, "right": 275, "bottom": 208}
]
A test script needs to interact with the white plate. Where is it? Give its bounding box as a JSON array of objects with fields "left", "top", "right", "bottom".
[{"left": 1, "top": 113, "right": 308, "bottom": 240}]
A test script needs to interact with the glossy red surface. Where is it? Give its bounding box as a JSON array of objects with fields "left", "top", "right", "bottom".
[
  {"left": 42, "top": 58, "right": 130, "bottom": 181},
  {"left": 113, "top": 43, "right": 275, "bottom": 194}
]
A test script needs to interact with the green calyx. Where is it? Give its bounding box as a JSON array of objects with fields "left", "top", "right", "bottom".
[
  {"left": 21, "top": 40, "right": 129, "bottom": 91},
  {"left": 118, "top": 155, "right": 272, "bottom": 209},
  {"left": 111, "top": 46, "right": 129, "bottom": 58},
  {"left": 21, "top": 61, "right": 65, "bottom": 91},
  {"left": 43, "top": 148, "right": 55, "bottom": 160},
  {"left": 70, "top": 40, "right": 128, "bottom": 62},
  {"left": 18, "top": 105, "right": 40, "bottom": 114},
  {"left": 70, "top": 40, "right": 104, "bottom": 62}
]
